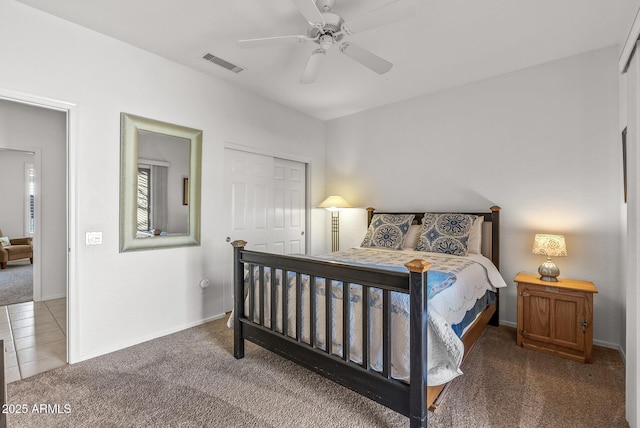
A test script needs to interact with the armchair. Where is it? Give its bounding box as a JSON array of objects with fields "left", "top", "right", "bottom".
[{"left": 0, "top": 229, "right": 33, "bottom": 269}]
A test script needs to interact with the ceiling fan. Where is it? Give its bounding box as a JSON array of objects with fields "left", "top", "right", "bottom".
[{"left": 237, "top": 0, "right": 415, "bottom": 84}]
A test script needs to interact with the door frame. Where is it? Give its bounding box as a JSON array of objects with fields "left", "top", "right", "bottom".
[{"left": 0, "top": 87, "right": 78, "bottom": 363}]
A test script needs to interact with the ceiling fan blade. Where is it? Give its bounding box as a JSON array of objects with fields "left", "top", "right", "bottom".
[
  {"left": 238, "top": 35, "right": 311, "bottom": 49},
  {"left": 339, "top": 42, "right": 392, "bottom": 74},
  {"left": 300, "top": 49, "right": 326, "bottom": 84},
  {"left": 342, "top": 0, "right": 415, "bottom": 34},
  {"left": 290, "top": 0, "right": 324, "bottom": 25}
]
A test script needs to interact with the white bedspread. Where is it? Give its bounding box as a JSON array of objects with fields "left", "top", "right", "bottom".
[{"left": 228, "top": 247, "right": 507, "bottom": 386}]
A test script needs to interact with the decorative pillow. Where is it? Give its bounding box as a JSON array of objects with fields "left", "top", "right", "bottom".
[
  {"left": 467, "top": 216, "right": 484, "bottom": 254},
  {"left": 0, "top": 236, "right": 10, "bottom": 247},
  {"left": 361, "top": 214, "right": 415, "bottom": 250},
  {"left": 401, "top": 224, "right": 422, "bottom": 249},
  {"left": 415, "top": 213, "right": 477, "bottom": 256}
]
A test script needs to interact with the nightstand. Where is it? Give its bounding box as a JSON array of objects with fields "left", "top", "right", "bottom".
[{"left": 515, "top": 272, "right": 598, "bottom": 363}]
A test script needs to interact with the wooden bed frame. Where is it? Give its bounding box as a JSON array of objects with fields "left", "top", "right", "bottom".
[{"left": 231, "top": 206, "right": 501, "bottom": 428}]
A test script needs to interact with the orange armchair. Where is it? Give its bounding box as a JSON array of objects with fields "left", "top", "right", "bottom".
[{"left": 0, "top": 229, "right": 33, "bottom": 269}]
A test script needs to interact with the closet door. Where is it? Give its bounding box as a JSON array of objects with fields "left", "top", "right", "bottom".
[
  {"left": 225, "top": 148, "right": 307, "bottom": 254},
  {"left": 273, "top": 157, "right": 306, "bottom": 255}
]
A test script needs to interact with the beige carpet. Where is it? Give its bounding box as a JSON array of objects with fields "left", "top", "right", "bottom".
[
  {"left": 5, "top": 318, "right": 627, "bottom": 427},
  {"left": 0, "top": 260, "right": 32, "bottom": 307},
  {"left": 428, "top": 327, "right": 627, "bottom": 427}
]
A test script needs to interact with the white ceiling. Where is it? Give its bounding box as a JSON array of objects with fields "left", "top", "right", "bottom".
[{"left": 16, "top": 0, "right": 638, "bottom": 120}]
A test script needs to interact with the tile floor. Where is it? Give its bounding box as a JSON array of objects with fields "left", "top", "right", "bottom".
[{"left": 1, "top": 298, "right": 67, "bottom": 383}]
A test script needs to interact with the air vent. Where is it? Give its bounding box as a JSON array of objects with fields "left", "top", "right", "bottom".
[{"left": 202, "top": 53, "right": 244, "bottom": 73}]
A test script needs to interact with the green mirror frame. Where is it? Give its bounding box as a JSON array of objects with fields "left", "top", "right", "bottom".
[{"left": 119, "top": 113, "right": 202, "bottom": 252}]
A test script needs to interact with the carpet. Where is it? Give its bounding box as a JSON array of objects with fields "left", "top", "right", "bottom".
[
  {"left": 5, "top": 318, "right": 628, "bottom": 427},
  {"left": 428, "top": 327, "right": 628, "bottom": 427},
  {"left": 0, "top": 260, "right": 33, "bottom": 307}
]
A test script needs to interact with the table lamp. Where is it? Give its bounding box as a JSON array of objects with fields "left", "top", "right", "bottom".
[{"left": 531, "top": 234, "right": 567, "bottom": 282}]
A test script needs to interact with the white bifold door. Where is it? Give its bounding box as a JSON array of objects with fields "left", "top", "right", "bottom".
[{"left": 224, "top": 148, "right": 307, "bottom": 254}]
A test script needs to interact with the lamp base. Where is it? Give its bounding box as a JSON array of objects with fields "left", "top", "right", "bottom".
[{"left": 538, "top": 259, "right": 559, "bottom": 282}]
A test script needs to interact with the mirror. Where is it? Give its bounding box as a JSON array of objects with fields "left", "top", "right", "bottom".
[{"left": 119, "top": 113, "right": 202, "bottom": 252}]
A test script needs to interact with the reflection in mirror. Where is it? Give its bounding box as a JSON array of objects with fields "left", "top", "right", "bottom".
[
  {"left": 120, "top": 113, "right": 202, "bottom": 252},
  {"left": 136, "top": 130, "right": 190, "bottom": 236}
]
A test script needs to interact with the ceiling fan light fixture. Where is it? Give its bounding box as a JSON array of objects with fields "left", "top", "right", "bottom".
[{"left": 319, "top": 34, "right": 333, "bottom": 50}]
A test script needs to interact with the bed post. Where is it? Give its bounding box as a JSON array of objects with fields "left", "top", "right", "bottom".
[
  {"left": 231, "top": 240, "right": 247, "bottom": 359},
  {"left": 489, "top": 206, "right": 501, "bottom": 269},
  {"left": 489, "top": 206, "right": 501, "bottom": 327},
  {"left": 366, "top": 207, "right": 375, "bottom": 227},
  {"left": 405, "top": 259, "right": 431, "bottom": 428}
]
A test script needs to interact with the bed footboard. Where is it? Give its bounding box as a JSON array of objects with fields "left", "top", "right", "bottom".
[{"left": 231, "top": 241, "right": 429, "bottom": 428}]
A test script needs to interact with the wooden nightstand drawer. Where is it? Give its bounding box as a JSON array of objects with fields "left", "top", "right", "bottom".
[{"left": 515, "top": 273, "right": 598, "bottom": 363}]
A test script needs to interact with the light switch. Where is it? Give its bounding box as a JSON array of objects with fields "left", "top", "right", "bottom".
[{"left": 86, "top": 232, "right": 103, "bottom": 245}]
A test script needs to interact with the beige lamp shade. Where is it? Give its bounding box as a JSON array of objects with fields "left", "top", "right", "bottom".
[
  {"left": 532, "top": 234, "right": 567, "bottom": 257},
  {"left": 532, "top": 234, "right": 567, "bottom": 282},
  {"left": 318, "top": 195, "right": 352, "bottom": 212}
]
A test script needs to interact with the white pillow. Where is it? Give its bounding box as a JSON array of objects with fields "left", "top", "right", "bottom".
[
  {"left": 402, "top": 224, "right": 421, "bottom": 249},
  {"left": 467, "top": 217, "right": 484, "bottom": 254},
  {"left": 0, "top": 236, "right": 10, "bottom": 247}
]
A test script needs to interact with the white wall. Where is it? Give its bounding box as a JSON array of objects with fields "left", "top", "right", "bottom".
[
  {"left": 0, "top": 0, "right": 325, "bottom": 362},
  {"left": 0, "top": 149, "right": 33, "bottom": 237},
  {"left": 0, "top": 101, "right": 67, "bottom": 300},
  {"left": 326, "top": 46, "right": 624, "bottom": 349}
]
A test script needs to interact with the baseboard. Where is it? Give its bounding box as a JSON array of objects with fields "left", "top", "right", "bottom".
[
  {"left": 37, "top": 293, "right": 66, "bottom": 302},
  {"left": 500, "top": 320, "right": 517, "bottom": 328},
  {"left": 593, "top": 339, "right": 626, "bottom": 363},
  {"left": 593, "top": 338, "right": 620, "bottom": 350},
  {"left": 73, "top": 313, "right": 227, "bottom": 364}
]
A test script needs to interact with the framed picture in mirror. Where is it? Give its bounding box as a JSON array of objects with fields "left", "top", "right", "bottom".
[{"left": 183, "top": 177, "right": 189, "bottom": 206}]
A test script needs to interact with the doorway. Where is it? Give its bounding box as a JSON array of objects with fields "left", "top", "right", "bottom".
[
  {"left": 0, "top": 96, "right": 69, "bottom": 380},
  {"left": 0, "top": 148, "right": 35, "bottom": 306}
]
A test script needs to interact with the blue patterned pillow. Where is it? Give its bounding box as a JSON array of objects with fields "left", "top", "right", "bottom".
[
  {"left": 361, "top": 214, "right": 415, "bottom": 250},
  {"left": 415, "top": 213, "right": 477, "bottom": 256}
]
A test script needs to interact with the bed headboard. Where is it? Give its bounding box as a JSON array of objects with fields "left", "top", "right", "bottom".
[{"left": 365, "top": 206, "right": 501, "bottom": 270}]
